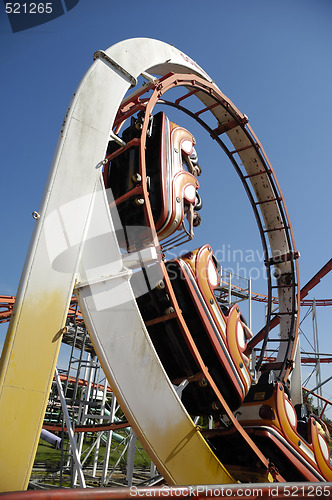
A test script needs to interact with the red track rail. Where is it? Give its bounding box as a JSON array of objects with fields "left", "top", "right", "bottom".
[
  {"left": 248, "top": 258, "right": 332, "bottom": 350},
  {"left": 0, "top": 484, "right": 331, "bottom": 500}
]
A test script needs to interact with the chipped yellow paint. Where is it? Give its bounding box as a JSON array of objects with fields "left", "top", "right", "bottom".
[{"left": 0, "top": 291, "right": 67, "bottom": 491}]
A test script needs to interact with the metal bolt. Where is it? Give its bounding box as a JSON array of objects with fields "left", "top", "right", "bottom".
[
  {"left": 32, "top": 211, "right": 40, "bottom": 220},
  {"left": 53, "top": 325, "right": 68, "bottom": 342},
  {"left": 135, "top": 197, "right": 145, "bottom": 206},
  {"left": 132, "top": 173, "right": 142, "bottom": 183},
  {"left": 212, "top": 401, "right": 221, "bottom": 411},
  {"left": 156, "top": 280, "right": 165, "bottom": 290},
  {"left": 199, "top": 378, "right": 208, "bottom": 388}
]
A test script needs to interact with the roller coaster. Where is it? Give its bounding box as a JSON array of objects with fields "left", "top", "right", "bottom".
[{"left": 0, "top": 38, "right": 331, "bottom": 494}]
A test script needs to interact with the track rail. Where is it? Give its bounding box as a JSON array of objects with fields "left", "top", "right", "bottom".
[
  {"left": 0, "top": 484, "right": 331, "bottom": 500},
  {"left": 0, "top": 38, "right": 304, "bottom": 490},
  {"left": 113, "top": 71, "right": 300, "bottom": 385},
  {"left": 248, "top": 258, "right": 332, "bottom": 350}
]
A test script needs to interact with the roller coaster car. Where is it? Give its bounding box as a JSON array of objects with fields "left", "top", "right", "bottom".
[
  {"left": 133, "top": 244, "right": 252, "bottom": 415},
  {"left": 231, "top": 371, "right": 332, "bottom": 481},
  {"left": 104, "top": 111, "right": 202, "bottom": 248}
]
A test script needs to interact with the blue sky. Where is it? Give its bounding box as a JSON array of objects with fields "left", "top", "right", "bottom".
[{"left": 0, "top": 0, "right": 331, "bottom": 409}]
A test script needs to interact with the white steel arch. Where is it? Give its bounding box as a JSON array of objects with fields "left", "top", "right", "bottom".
[
  {"left": 0, "top": 38, "right": 299, "bottom": 490},
  {"left": 0, "top": 38, "right": 232, "bottom": 492}
]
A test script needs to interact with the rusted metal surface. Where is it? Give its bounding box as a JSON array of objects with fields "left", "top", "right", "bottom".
[
  {"left": 1, "top": 484, "right": 332, "bottom": 499},
  {"left": 43, "top": 420, "right": 128, "bottom": 434}
]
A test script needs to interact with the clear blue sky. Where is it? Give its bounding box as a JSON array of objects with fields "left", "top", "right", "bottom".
[{"left": 0, "top": 0, "right": 331, "bottom": 409}]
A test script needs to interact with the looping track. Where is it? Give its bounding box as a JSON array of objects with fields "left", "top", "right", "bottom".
[
  {"left": 113, "top": 70, "right": 300, "bottom": 384},
  {"left": 1, "top": 38, "right": 325, "bottom": 491}
]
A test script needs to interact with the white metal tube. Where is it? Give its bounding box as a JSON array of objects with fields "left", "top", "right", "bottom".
[
  {"left": 312, "top": 299, "right": 322, "bottom": 412},
  {"left": 73, "top": 354, "right": 95, "bottom": 486},
  {"left": 100, "top": 393, "right": 117, "bottom": 486},
  {"left": 92, "top": 377, "right": 109, "bottom": 476},
  {"left": 228, "top": 273, "right": 232, "bottom": 305},
  {"left": 126, "top": 429, "right": 137, "bottom": 487},
  {"left": 55, "top": 368, "right": 86, "bottom": 488},
  {"left": 248, "top": 277, "right": 252, "bottom": 330}
]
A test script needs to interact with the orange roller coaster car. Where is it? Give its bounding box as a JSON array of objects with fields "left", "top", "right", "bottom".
[
  {"left": 132, "top": 244, "right": 252, "bottom": 416},
  {"left": 104, "top": 111, "right": 202, "bottom": 250},
  {"left": 205, "top": 371, "right": 332, "bottom": 482},
  {"left": 180, "top": 245, "right": 253, "bottom": 396}
]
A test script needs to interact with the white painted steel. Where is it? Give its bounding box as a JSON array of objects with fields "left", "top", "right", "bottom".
[
  {"left": 55, "top": 368, "right": 86, "bottom": 488},
  {"left": 100, "top": 393, "right": 117, "bottom": 486},
  {"left": 126, "top": 430, "right": 137, "bottom": 487},
  {"left": 290, "top": 339, "right": 303, "bottom": 405}
]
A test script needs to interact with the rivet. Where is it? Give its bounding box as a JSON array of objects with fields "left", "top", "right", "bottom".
[
  {"left": 199, "top": 378, "right": 208, "bottom": 388},
  {"left": 132, "top": 173, "right": 142, "bottom": 183},
  {"left": 156, "top": 280, "right": 165, "bottom": 290},
  {"left": 135, "top": 197, "right": 145, "bottom": 206},
  {"left": 212, "top": 401, "right": 221, "bottom": 411}
]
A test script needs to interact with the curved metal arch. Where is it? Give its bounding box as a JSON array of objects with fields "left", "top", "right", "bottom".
[
  {"left": 0, "top": 38, "right": 231, "bottom": 491},
  {"left": 0, "top": 38, "right": 300, "bottom": 489},
  {"left": 111, "top": 71, "right": 300, "bottom": 386}
]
